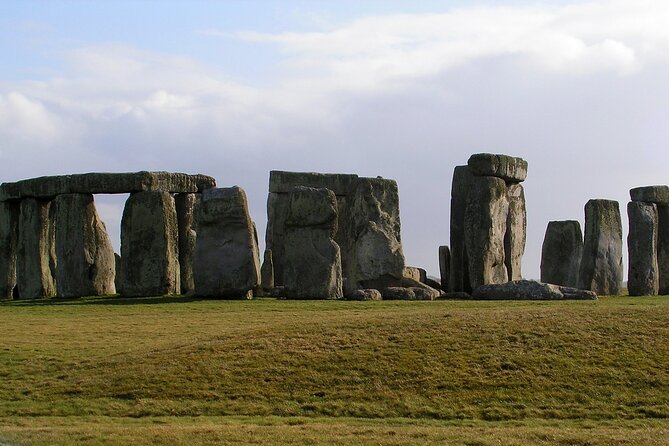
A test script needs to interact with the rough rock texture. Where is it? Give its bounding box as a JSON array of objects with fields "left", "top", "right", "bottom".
[
  {"left": 16, "top": 198, "right": 57, "bottom": 299},
  {"left": 283, "top": 187, "right": 342, "bottom": 299},
  {"left": 194, "top": 187, "right": 260, "bottom": 298},
  {"left": 578, "top": 199, "right": 623, "bottom": 295},
  {"left": 265, "top": 192, "right": 289, "bottom": 285},
  {"left": 53, "top": 194, "right": 116, "bottom": 298},
  {"left": 345, "top": 177, "right": 405, "bottom": 292},
  {"left": 658, "top": 205, "right": 669, "bottom": 295},
  {"left": 260, "top": 249, "right": 274, "bottom": 292},
  {"left": 449, "top": 166, "right": 473, "bottom": 293},
  {"left": 540, "top": 220, "right": 583, "bottom": 287},
  {"left": 439, "top": 245, "right": 450, "bottom": 291},
  {"left": 464, "top": 176, "right": 509, "bottom": 291},
  {"left": 468, "top": 153, "right": 528, "bottom": 183},
  {"left": 119, "top": 191, "right": 180, "bottom": 297},
  {"left": 345, "top": 288, "right": 382, "bottom": 301},
  {"left": 505, "top": 183, "right": 526, "bottom": 281},
  {"left": 175, "top": 193, "right": 200, "bottom": 295},
  {"left": 269, "top": 170, "right": 358, "bottom": 195},
  {"left": 411, "top": 287, "right": 440, "bottom": 300},
  {"left": 382, "top": 287, "right": 416, "bottom": 300},
  {"left": 627, "top": 201, "right": 659, "bottom": 296},
  {"left": 114, "top": 253, "right": 122, "bottom": 293},
  {"left": 0, "top": 171, "right": 216, "bottom": 201},
  {"left": 630, "top": 185, "right": 669, "bottom": 205},
  {"left": 425, "top": 277, "right": 443, "bottom": 291},
  {"left": 0, "top": 202, "right": 19, "bottom": 299},
  {"left": 472, "top": 280, "right": 597, "bottom": 300},
  {"left": 403, "top": 266, "right": 427, "bottom": 283}
]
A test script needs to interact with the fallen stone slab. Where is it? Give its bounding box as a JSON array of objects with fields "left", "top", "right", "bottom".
[
  {"left": 345, "top": 289, "right": 382, "bottom": 301},
  {"left": 630, "top": 185, "right": 669, "bottom": 205},
  {"left": 0, "top": 171, "right": 216, "bottom": 201},
  {"left": 467, "top": 153, "right": 528, "bottom": 183},
  {"left": 472, "top": 280, "right": 597, "bottom": 300}
]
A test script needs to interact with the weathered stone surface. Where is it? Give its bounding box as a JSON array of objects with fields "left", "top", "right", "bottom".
[
  {"left": 468, "top": 153, "right": 528, "bottom": 183},
  {"left": 120, "top": 191, "right": 180, "bottom": 297},
  {"left": 175, "top": 193, "right": 200, "bottom": 295},
  {"left": 0, "top": 171, "right": 216, "bottom": 201},
  {"left": 578, "top": 199, "right": 623, "bottom": 295},
  {"left": 658, "top": 205, "right": 669, "bottom": 295},
  {"left": 630, "top": 185, "right": 669, "bottom": 205},
  {"left": 411, "top": 286, "right": 440, "bottom": 300},
  {"left": 464, "top": 176, "right": 509, "bottom": 290},
  {"left": 540, "top": 220, "right": 583, "bottom": 287},
  {"left": 0, "top": 202, "right": 19, "bottom": 299},
  {"left": 440, "top": 291, "right": 472, "bottom": 299},
  {"left": 16, "top": 198, "right": 56, "bottom": 299},
  {"left": 505, "top": 183, "right": 526, "bottom": 281},
  {"left": 194, "top": 187, "right": 260, "bottom": 298},
  {"left": 114, "top": 253, "right": 122, "bottom": 293},
  {"left": 425, "top": 277, "right": 443, "bottom": 291},
  {"left": 449, "top": 166, "right": 473, "bottom": 293},
  {"left": 269, "top": 170, "right": 358, "bottom": 195},
  {"left": 345, "top": 288, "right": 382, "bottom": 301},
  {"left": 260, "top": 249, "right": 274, "bottom": 291},
  {"left": 346, "top": 177, "right": 405, "bottom": 291},
  {"left": 403, "top": 266, "right": 427, "bottom": 283},
  {"left": 265, "top": 192, "right": 289, "bottom": 286},
  {"left": 438, "top": 245, "right": 450, "bottom": 291},
  {"left": 627, "top": 201, "right": 659, "bottom": 296},
  {"left": 382, "top": 287, "right": 416, "bottom": 300},
  {"left": 53, "top": 194, "right": 115, "bottom": 298},
  {"left": 284, "top": 187, "right": 342, "bottom": 299},
  {"left": 472, "top": 280, "right": 597, "bottom": 300}
]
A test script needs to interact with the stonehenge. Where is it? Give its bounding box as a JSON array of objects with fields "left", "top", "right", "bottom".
[{"left": 540, "top": 221, "right": 582, "bottom": 288}]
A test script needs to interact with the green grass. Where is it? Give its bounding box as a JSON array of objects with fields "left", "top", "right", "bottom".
[{"left": 1, "top": 295, "right": 669, "bottom": 444}]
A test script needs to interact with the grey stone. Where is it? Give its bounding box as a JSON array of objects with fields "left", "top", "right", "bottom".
[
  {"left": 345, "top": 288, "right": 382, "bottom": 301},
  {"left": 53, "top": 194, "right": 116, "bottom": 298},
  {"left": 630, "top": 185, "right": 669, "bottom": 205},
  {"left": 193, "top": 187, "right": 261, "bottom": 298},
  {"left": 540, "top": 220, "right": 583, "bottom": 287},
  {"left": 0, "top": 202, "right": 18, "bottom": 300},
  {"left": 114, "top": 253, "right": 122, "bottom": 293},
  {"left": 120, "top": 191, "right": 180, "bottom": 297},
  {"left": 283, "top": 187, "right": 342, "bottom": 299},
  {"left": 505, "top": 183, "right": 526, "bottom": 281},
  {"left": 438, "top": 245, "right": 450, "bottom": 291},
  {"left": 269, "top": 170, "right": 358, "bottom": 195},
  {"left": 175, "top": 193, "right": 200, "bottom": 295},
  {"left": 403, "top": 266, "right": 427, "bottom": 283},
  {"left": 472, "top": 280, "right": 597, "bottom": 300},
  {"left": 411, "top": 286, "right": 440, "bottom": 300},
  {"left": 264, "top": 192, "right": 289, "bottom": 286},
  {"left": 269, "top": 286, "right": 285, "bottom": 298},
  {"left": 260, "top": 249, "right": 274, "bottom": 291},
  {"left": 382, "top": 287, "right": 416, "bottom": 300},
  {"left": 345, "top": 177, "right": 405, "bottom": 291},
  {"left": 467, "top": 153, "right": 528, "bottom": 183},
  {"left": 425, "top": 277, "right": 443, "bottom": 291},
  {"left": 578, "top": 199, "right": 623, "bottom": 295},
  {"left": 0, "top": 171, "right": 216, "bottom": 201},
  {"left": 449, "top": 166, "right": 473, "bottom": 293},
  {"left": 658, "top": 205, "right": 669, "bottom": 295},
  {"left": 16, "top": 198, "right": 56, "bottom": 299},
  {"left": 440, "top": 291, "right": 472, "bottom": 299},
  {"left": 627, "top": 201, "right": 659, "bottom": 296},
  {"left": 464, "top": 176, "right": 509, "bottom": 290}
]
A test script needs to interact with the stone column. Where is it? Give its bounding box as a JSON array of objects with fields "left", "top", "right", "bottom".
[
  {"left": 53, "top": 194, "right": 116, "bottom": 298},
  {"left": 175, "top": 193, "right": 200, "bottom": 295},
  {"left": 120, "top": 191, "right": 180, "bottom": 297},
  {"left": 438, "top": 245, "right": 450, "bottom": 291},
  {"left": 540, "top": 220, "right": 583, "bottom": 287},
  {"left": 0, "top": 201, "right": 19, "bottom": 300},
  {"left": 260, "top": 249, "right": 274, "bottom": 292},
  {"left": 505, "top": 183, "right": 526, "bottom": 281},
  {"left": 627, "top": 201, "right": 659, "bottom": 296},
  {"left": 449, "top": 165, "right": 473, "bottom": 293},
  {"left": 658, "top": 205, "right": 669, "bottom": 295}
]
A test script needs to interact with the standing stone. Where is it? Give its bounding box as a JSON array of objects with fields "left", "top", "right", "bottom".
[
  {"left": 627, "top": 201, "right": 659, "bottom": 296},
  {"left": 175, "top": 193, "right": 200, "bottom": 295},
  {"left": 658, "top": 205, "right": 669, "bottom": 295},
  {"left": 464, "top": 176, "right": 509, "bottom": 291},
  {"left": 505, "top": 183, "right": 526, "bottom": 281},
  {"left": 0, "top": 202, "right": 19, "bottom": 299},
  {"left": 344, "top": 177, "right": 405, "bottom": 291},
  {"left": 283, "top": 187, "right": 342, "bottom": 299},
  {"left": 449, "top": 166, "right": 474, "bottom": 293},
  {"left": 16, "top": 198, "right": 57, "bottom": 299},
  {"left": 265, "top": 192, "right": 289, "bottom": 286},
  {"left": 53, "top": 194, "right": 116, "bottom": 297},
  {"left": 467, "top": 153, "right": 528, "bottom": 183},
  {"left": 540, "top": 220, "right": 583, "bottom": 287},
  {"left": 114, "top": 253, "right": 122, "bottom": 293},
  {"left": 120, "top": 191, "right": 180, "bottom": 297},
  {"left": 193, "top": 187, "right": 260, "bottom": 298},
  {"left": 439, "top": 245, "right": 450, "bottom": 291},
  {"left": 578, "top": 199, "right": 623, "bottom": 295},
  {"left": 260, "top": 249, "right": 274, "bottom": 292}
]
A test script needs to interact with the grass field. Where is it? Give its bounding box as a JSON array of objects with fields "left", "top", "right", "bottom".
[{"left": 1, "top": 295, "right": 669, "bottom": 445}]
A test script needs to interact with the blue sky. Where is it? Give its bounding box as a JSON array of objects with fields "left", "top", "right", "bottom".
[{"left": 2, "top": 0, "right": 668, "bottom": 279}]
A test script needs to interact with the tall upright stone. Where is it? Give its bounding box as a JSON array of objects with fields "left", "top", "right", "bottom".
[
  {"left": 464, "top": 176, "right": 509, "bottom": 290},
  {"left": 578, "top": 199, "right": 623, "bottom": 295},
  {"left": 449, "top": 165, "right": 474, "bottom": 293},
  {"left": 505, "top": 183, "right": 526, "bottom": 281},
  {"left": 627, "top": 201, "right": 659, "bottom": 296},
  {"left": 283, "top": 187, "right": 342, "bottom": 299},
  {"left": 344, "top": 177, "right": 405, "bottom": 291},
  {"left": 16, "top": 198, "right": 57, "bottom": 299},
  {"left": 0, "top": 202, "right": 19, "bottom": 299},
  {"left": 193, "top": 187, "right": 260, "bottom": 298},
  {"left": 53, "top": 194, "right": 116, "bottom": 298},
  {"left": 120, "top": 191, "right": 180, "bottom": 297},
  {"left": 260, "top": 249, "right": 274, "bottom": 292},
  {"left": 540, "top": 220, "right": 583, "bottom": 287},
  {"left": 175, "top": 193, "right": 200, "bottom": 295},
  {"left": 658, "top": 205, "right": 669, "bottom": 295},
  {"left": 438, "top": 245, "right": 450, "bottom": 291}
]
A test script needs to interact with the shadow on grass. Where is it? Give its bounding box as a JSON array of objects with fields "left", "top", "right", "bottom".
[{"left": 1, "top": 294, "right": 223, "bottom": 307}]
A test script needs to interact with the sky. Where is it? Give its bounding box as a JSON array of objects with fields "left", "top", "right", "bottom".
[{"left": 1, "top": 0, "right": 668, "bottom": 280}]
